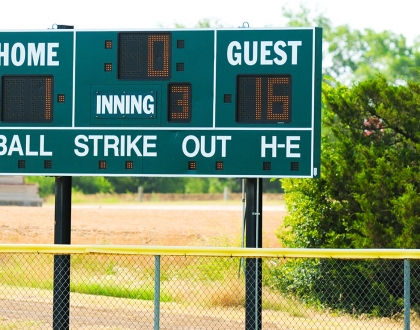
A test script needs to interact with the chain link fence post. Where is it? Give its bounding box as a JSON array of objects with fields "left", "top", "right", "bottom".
[
  {"left": 154, "top": 255, "right": 161, "bottom": 330},
  {"left": 404, "top": 258, "right": 410, "bottom": 330}
]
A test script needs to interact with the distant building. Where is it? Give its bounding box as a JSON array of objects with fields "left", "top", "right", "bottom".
[{"left": 0, "top": 176, "right": 43, "bottom": 206}]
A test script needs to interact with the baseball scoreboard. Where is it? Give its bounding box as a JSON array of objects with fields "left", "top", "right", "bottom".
[{"left": 0, "top": 27, "right": 322, "bottom": 177}]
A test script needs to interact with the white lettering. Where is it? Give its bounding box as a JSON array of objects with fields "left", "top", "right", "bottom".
[
  {"left": 127, "top": 135, "right": 142, "bottom": 156},
  {"left": 227, "top": 40, "right": 303, "bottom": 66},
  {"left": 96, "top": 94, "right": 155, "bottom": 116},
  {"left": 262, "top": 136, "right": 301, "bottom": 158},
  {"left": 273, "top": 41, "right": 287, "bottom": 65},
  {"left": 244, "top": 41, "right": 258, "bottom": 65},
  {"left": 0, "top": 44, "right": 9, "bottom": 66},
  {"left": 74, "top": 135, "right": 158, "bottom": 157},
  {"left": 96, "top": 95, "right": 101, "bottom": 114},
  {"left": 288, "top": 41, "right": 302, "bottom": 65},
  {"left": 113, "top": 95, "right": 125, "bottom": 115},
  {"left": 260, "top": 41, "right": 273, "bottom": 65},
  {"left": 0, "top": 42, "right": 59, "bottom": 66},
  {"left": 120, "top": 135, "right": 126, "bottom": 156},
  {"left": 39, "top": 135, "right": 53, "bottom": 156},
  {"left": 182, "top": 135, "right": 200, "bottom": 157},
  {"left": 227, "top": 41, "right": 242, "bottom": 65},
  {"left": 104, "top": 135, "right": 119, "bottom": 156},
  {"left": 47, "top": 43, "right": 59, "bottom": 66},
  {"left": 88, "top": 135, "right": 103, "bottom": 157},
  {"left": 27, "top": 43, "right": 45, "bottom": 66},
  {"left": 0, "top": 135, "right": 7, "bottom": 155},
  {"left": 131, "top": 95, "right": 142, "bottom": 114},
  {"left": 102, "top": 96, "right": 113, "bottom": 114},
  {"left": 125, "top": 95, "right": 130, "bottom": 114},
  {"left": 200, "top": 135, "right": 216, "bottom": 158},
  {"left": 143, "top": 95, "right": 154, "bottom": 115},
  {"left": 183, "top": 135, "right": 232, "bottom": 158},
  {"left": 8, "top": 135, "right": 23, "bottom": 156},
  {"left": 216, "top": 136, "right": 231, "bottom": 157},
  {"left": 143, "top": 135, "right": 157, "bottom": 156},
  {"left": 74, "top": 135, "right": 89, "bottom": 157},
  {"left": 286, "top": 136, "right": 301, "bottom": 157},
  {"left": 0, "top": 135, "right": 52, "bottom": 156},
  {"left": 25, "top": 135, "right": 38, "bottom": 156},
  {"left": 11, "top": 43, "right": 25, "bottom": 66},
  {"left": 261, "top": 136, "right": 277, "bottom": 157}
]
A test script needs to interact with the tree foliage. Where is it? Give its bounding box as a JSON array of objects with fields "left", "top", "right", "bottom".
[
  {"left": 282, "top": 5, "right": 420, "bottom": 84},
  {"left": 280, "top": 77, "right": 420, "bottom": 249},
  {"left": 275, "top": 77, "right": 420, "bottom": 316},
  {"left": 272, "top": 7, "right": 420, "bottom": 315}
]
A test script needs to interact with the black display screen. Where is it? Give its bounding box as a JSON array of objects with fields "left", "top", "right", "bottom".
[
  {"left": 118, "top": 32, "right": 171, "bottom": 80},
  {"left": 2, "top": 75, "right": 53, "bottom": 123},
  {"left": 236, "top": 75, "right": 292, "bottom": 123}
]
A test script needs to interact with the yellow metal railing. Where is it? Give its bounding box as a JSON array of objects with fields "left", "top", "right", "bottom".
[{"left": 1, "top": 244, "right": 420, "bottom": 259}]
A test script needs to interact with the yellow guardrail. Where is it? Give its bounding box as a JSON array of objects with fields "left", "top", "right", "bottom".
[{"left": 1, "top": 244, "right": 420, "bottom": 259}]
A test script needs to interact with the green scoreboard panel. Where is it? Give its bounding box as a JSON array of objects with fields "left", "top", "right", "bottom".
[{"left": 0, "top": 28, "right": 322, "bottom": 177}]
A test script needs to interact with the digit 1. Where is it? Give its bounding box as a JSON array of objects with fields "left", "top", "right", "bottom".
[{"left": 256, "top": 77, "right": 262, "bottom": 120}]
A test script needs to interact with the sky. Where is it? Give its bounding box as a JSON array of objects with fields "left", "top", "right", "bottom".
[{"left": 1, "top": 0, "right": 419, "bottom": 43}]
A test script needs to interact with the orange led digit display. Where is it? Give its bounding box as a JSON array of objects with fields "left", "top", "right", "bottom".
[
  {"left": 1, "top": 75, "right": 53, "bottom": 122},
  {"left": 168, "top": 83, "right": 192, "bottom": 122},
  {"left": 118, "top": 32, "right": 171, "bottom": 80},
  {"left": 148, "top": 34, "right": 170, "bottom": 78},
  {"left": 236, "top": 75, "right": 292, "bottom": 123}
]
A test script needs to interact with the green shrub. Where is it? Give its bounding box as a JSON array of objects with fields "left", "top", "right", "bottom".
[{"left": 267, "top": 258, "right": 405, "bottom": 317}]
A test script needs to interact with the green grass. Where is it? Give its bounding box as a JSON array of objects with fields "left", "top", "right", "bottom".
[
  {"left": 43, "top": 191, "right": 285, "bottom": 206},
  {"left": 70, "top": 282, "right": 173, "bottom": 302},
  {"left": 0, "top": 321, "right": 44, "bottom": 329}
]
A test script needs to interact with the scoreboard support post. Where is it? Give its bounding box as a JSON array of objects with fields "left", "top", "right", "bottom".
[
  {"left": 53, "top": 176, "right": 72, "bottom": 330},
  {"left": 245, "top": 178, "right": 263, "bottom": 330}
]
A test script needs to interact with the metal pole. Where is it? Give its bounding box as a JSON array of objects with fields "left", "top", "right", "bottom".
[
  {"left": 404, "top": 259, "right": 410, "bottom": 330},
  {"left": 154, "top": 255, "right": 161, "bottom": 330},
  {"left": 53, "top": 176, "right": 72, "bottom": 330},
  {"left": 239, "top": 179, "right": 246, "bottom": 277},
  {"left": 245, "top": 178, "right": 262, "bottom": 330},
  {"left": 254, "top": 179, "right": 260, "bottom": 329}
]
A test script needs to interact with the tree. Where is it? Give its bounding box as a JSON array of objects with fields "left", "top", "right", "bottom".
[
  {"left": 279, "top": 76, "right": 420, "bottom": 249},
  {"left": 282, "top": 5, "right": 420, "bottom": 84},
  {"left": 272, "top": 76, "right": 420, "bottom": 316}
]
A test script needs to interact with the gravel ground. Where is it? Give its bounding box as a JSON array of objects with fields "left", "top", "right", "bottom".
[{"left": 0, "top": 204, "right": 285, "bottom": 247}]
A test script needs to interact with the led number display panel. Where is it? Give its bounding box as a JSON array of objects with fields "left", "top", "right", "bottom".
[
  {"left": 236, "top": 75, "right": 291, "bottom": 123},
  {"left": 2, "top": 75, "right": 53, "bottom": 122},
  {"left": 118, "top": 32, "right": 171, "bottom": 80},
  {"left": 168, "top": 83, "right": 192, "bottom": 122}
]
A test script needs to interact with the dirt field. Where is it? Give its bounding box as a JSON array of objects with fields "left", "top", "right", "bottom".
[{"left": 0, "top": 201, "right": 286, "bottom": 247}]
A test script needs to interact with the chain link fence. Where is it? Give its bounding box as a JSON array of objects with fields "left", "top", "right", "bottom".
[{"left": 0, "top": 246, "right": 419, "bottom": 329}]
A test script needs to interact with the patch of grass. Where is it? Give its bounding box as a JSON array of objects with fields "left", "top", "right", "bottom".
[
  {"left": 262, "top": 290, "right": 307, "bottom": 317},
  {"left": 209, "top": 279, "right": 245, "bottom": 307},
  {"left": 0, "top": 320, "right": 44, "bottom": 329},
  {"left": 70, "top": 282, "right": 173, "bottom": 302},
  {"left": 0, "top": 254, "right": 53, "bottom": 290},
  {"left": 43, "top": 192, "right": 285, "bottom": 206}
]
